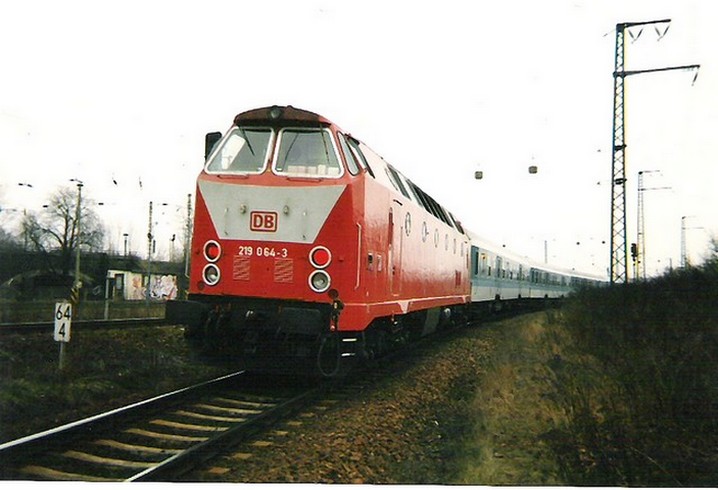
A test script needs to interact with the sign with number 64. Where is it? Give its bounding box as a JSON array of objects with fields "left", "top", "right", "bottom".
[{"left": 54, "top": 301, "right": 72, "bottom": 342}]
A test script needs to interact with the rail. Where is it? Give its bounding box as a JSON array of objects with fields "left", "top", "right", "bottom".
[{"left": 0, "top": 371, "right": 321, "bottom": 481}]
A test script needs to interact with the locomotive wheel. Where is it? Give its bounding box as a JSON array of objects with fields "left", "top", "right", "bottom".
[
  {"left": 316, "top": 333, "right": 342, "bottom": 377},
  {"left": 371, "top": 329, "right": 388, "bottom": 359}
]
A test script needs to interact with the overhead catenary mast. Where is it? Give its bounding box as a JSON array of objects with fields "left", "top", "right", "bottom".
[
  {"left": 609, "top": 19, "right": 699, "bottom": 284},
  {"left": 636, "top": 170, "right": 671, "bottom": 280}
]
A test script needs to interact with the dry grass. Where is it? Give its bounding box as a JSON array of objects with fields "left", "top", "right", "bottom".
[
  {"left": 457, "top": 263, "right": 718, "bottom": 487},
  {"left": 456, "top": 312, "right": 568, "bottom": 484},
  {"left": 550, "top": 265, "right": 718, "bottom": 486}
]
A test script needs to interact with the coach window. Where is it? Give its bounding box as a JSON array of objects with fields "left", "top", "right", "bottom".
[
  {"left": 274, "top": 128, "right": 343, "bottom": 178},
  {"left": 206, "top": 127, "right": 273, "bottom": 174},
  {"left": 337, "top": 133, "right": 361, "bottom": 175}
]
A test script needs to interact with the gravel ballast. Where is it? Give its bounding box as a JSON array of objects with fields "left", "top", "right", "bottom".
[{"left": 184, "top": 319, "right": 510, "bottom": 483}]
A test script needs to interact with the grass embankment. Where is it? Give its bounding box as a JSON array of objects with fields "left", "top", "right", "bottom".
[
  {"left": 0, "top": 326, "right": 229, "bottom": 443},
  {"left": 458, "top": 261, "right": 718, "bottom": 486}
]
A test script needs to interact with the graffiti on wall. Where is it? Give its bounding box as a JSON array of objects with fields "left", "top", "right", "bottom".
[
  {"left": 150, "top": 275, "right": 178, "bottom": 300},
  {"left": 125, "top": 273, "right": 178, "bottom": 301}
]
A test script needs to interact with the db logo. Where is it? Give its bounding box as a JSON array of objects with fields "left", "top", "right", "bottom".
[{"left": 250, "top": 211, "right": 278, "bottom": 232}]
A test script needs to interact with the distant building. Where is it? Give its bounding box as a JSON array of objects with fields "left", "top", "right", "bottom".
[{"left": 0, "top": 250, "right": 186, "bottom": 302}]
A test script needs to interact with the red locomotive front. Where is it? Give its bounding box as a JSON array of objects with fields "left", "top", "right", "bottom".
[{"left": 168, "top": 105, "right": 470, "bottom": 376}]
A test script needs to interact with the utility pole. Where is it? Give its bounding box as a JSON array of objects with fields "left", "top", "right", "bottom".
[
  {"left": 680, "top": 215, "right": 704, "bottom": 268},
  {"left": 146, "top": 201, "right": 153, "bottom": 307},
  {"left": 680, "top": 215, "right": 691, "bottom": 268},
  {"left": 70, "top": 179, "right": 84, "bottom": 314},
  {"left": 609, "top": 18, "right": 699, "bottom": 284},
  {"left": 636, "top": 170, "right": 670, "bottom": 280},
  {"left": 184, "top": 193, "right": 192, "bottom": 279}
]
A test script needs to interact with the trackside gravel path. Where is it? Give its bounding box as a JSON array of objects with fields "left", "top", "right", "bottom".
[{"left": 183, "top": 312, "right": 564, "bottom": 484}]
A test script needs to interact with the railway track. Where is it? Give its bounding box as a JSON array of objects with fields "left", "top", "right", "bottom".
[
  {"left": 0, "top": 310, "right": 538, "bottom": 482},
  {"left": 0, "top": 371, "right": 320, "bottom": 481}
]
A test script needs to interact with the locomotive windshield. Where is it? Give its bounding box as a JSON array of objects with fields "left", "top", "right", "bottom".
[
  {"left": 273, "top": 128, "right": 343, "bottom": 178},
  {"left": 206, "top": 127, "right": 272, "bottom": 174}
]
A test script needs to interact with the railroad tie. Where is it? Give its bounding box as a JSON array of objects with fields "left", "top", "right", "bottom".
[
  {"left": 193, "top": 403, "right": 262, "bottom": 416},
  {"left": 21, "top": 465, "right": 118, "bottom": 482},
  {"left": 212, "top": 396, "right": 278, "bottom": 408},
  {"left": 62, "top": 449, "right": 155, "bottom": 469},
  {"left": 93, "top": 438, "right": 183, "bottom": 456},
  {"left": 173, "top": 409, "right": 247, "bottom": 423},
  {"left": 150, "top": 419, "right": 229, "bottom": 432},
  {"left": 231, "top": 452, "right": 253, "bottom": 460},
  {"left": 125, "top": 427, "right": 208, "bottom": 443}
]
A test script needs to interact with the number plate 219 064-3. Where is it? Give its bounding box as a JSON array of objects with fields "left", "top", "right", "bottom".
[{"left": 237, "top": 245, "right": 289, "bottom": 258}]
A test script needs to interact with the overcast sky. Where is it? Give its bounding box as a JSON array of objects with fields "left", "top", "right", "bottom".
[{"left": 1, "top": 0, "right": 715, "bottom": 277}]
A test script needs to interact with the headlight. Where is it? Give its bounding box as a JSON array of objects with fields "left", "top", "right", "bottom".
[
  {"left": 269, "top": 105, "right": 283, "bottom": 120},
  {"left": 203, "top": 263, "right": 221, "bottom": 285},
  {"left": 204, "top": 240, "right": 222, "bottom": 262},
  {"left": 308, "top": 270, "right": 331, "bottom": 293}
]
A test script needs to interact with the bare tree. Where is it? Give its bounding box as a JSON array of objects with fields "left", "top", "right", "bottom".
[
  {"left": 0, "top": 194, "right": 22, "bottom": 251},
  {"left": 22, "top": 186, "right": 105, "bottom": 275},
  {"left": 0, "top": 226, "right": 21, "bottom": 252}
]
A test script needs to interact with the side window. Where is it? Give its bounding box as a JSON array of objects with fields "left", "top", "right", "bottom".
[
  {"left": 383, "top": 168, "right": 402, "bottom": 193},
  {"left": 387, "top": 165, "right": 411, "bottom": 199},
  {"left": 448, "top": 212, "right": 465, "bottom": 234},
  {"left": 348, "top": 138, "right": 374, "bottom": 177},
  {"left": 412, "top": 184, "right": 454, "bottom": 229},
  {"left": 337, "top": 133, "right": 361, "bottom": 175},
  {"left": 394, "top": 171, "right": 417, "bottom": 204},
  {"left": 407, "top": 181, "right": 431, "bottom": 213}
]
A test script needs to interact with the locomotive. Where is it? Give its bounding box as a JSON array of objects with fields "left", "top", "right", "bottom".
[{"left": 167, "top": 105, "right": 600, "bottom": 376}]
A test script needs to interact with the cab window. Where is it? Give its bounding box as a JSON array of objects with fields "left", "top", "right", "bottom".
[
  {"left": 273, "top": 128, "right": 343, "bottom": 178},
  {"left": 205, "top": 127, "right": 273, "bottom": 174}
]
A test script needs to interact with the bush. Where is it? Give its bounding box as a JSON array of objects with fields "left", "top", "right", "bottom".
[{"left": 549, "top": 264, "right": 718, "bottom": 485}]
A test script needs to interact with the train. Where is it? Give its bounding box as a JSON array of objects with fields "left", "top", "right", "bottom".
[{"left": 167, "top": 105, "right": 602, "bottom": 376}]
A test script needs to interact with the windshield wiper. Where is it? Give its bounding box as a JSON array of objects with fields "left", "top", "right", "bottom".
[
  {"left": 319, "top": 129, "right": 332, "bottom": 165},
  {"left": 238, "top": 127, "right": 255, "bottom": 156}
]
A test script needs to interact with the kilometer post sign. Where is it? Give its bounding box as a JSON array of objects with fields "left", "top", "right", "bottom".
[
  {"left": 54, "top": 301, "right": 72, "bottom": 342},
  {"left": 54, "top": 301, "right": 71, "bottom": 371}
]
